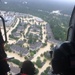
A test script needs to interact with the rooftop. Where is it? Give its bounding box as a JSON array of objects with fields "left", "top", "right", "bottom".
[
  {"left": 35, "top": 17, "right": 43, "bottom": 22},
  {"left": 10, "top": 45, "right": 28, "bottom": 55},
  {"left": 30, "top": 42, "right": 42, "bottom": 50}
]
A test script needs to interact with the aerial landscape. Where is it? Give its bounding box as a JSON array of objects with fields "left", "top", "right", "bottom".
[{"left": 0, "top": 0, "right": 75, "bottom": 75}]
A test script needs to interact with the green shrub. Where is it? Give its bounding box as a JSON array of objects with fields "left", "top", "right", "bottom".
[{"left": 36, "top": 59, "right": 42, "bottom": 68}]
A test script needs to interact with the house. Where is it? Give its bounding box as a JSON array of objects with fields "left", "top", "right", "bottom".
[
  {"left": 10, "top": 45, "right": 28, "bottom": 55},
  {"left": 12, "top": 32, "right": 20, "bottom": 38},
  {"left": 29, "top": 42, "right": 42, "bottom": 51},
  {"left": 46, "top": 24, "right": 52, "bottom": 40},
  {"left": 34, "top": 17, "right": 45, "bottom": 25},
  {"left": 16, "top": 40, "right": 25, "bottom": 45}
]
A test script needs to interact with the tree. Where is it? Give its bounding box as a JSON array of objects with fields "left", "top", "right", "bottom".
[
  {"left": 41, "top": 72, "right": 46, "bottom": 75},
  {"left": 44, "top": 52, "right": 50, "bottom": 60},
  {"left": 24, "top": 56, "right": 28, "bottom": 60},
  {"left": 28, "top": 34, "right": 33, "bottom": 44},
  {"left": 36, "top": 59, "right": 42, "bottom": 68},
  {"left": 41, "top": 54, "right": 43, "bottom": 57},
  {"left": 42, "top": 43, "right": 47, "bottom": 47},
  {"left": 43, "top": 58, "right": 46, "bottom": 62},
  {"left": 50, "top": 43, "right": 54, "bottom": 48},
  {"left": 30, "top": 51, "right": 34, "bottom": 56},
  {"left": 5, "top": 44, "right": 12, "bottom": 52},
  {"left": 35, "top": 68, "right": 39, "bottom": 74},
  {"left": 44, "top": 67, "right": 50, "bottom": 74}
]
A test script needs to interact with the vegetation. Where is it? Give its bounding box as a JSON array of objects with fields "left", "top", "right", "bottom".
[
  {"left": 42, "top": 14, "right": 69, "bottom": 41},
  {"left": 40, "top": 54, "right": 43, "bottom": 57},
  {"left": 9, "top": 35, "right": 19, "bottom": 40},
  {"left": 24, "top": 56, "right": 28, "bottom": 60},
  {"left": 28, "top": 34, "right": 38, "bottom": 44},
  {"left": 43, "top": 58, "right": 47, "bottom": 62},
  {"left": 42, "top": 43, "right": 47, "bottom": 47},
  {"left": 41, "top": 66, "right": 50, "bottom": 75},
  {"left": 44, "top": 67, "right": 50, "bottom": 74},
  {"left": 50, "top": 44, "right": 54, "bottom": 48},
  {"left": 30, "top": 50, "right": 35, "bottom": 56},
  {"left": 5, "top": 44, "right": 12, "bottom": 52},
  {"left": 35, "top": 68, "right": 39, "bottom": 74},
  {"left": 48, "top": 15, "right": 69, "bottom": 41},
  {"left": 41, "top": 72, "right": 46, "bottom": 75},
  {"left": 44, "top": 51, "right": 50, "bottom": 60},
  {"left": 36, "top": 58, "right": 42, "bottom": 68}
]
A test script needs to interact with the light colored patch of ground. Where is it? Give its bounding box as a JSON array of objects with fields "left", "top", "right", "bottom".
[
  {"left": 42, "top": 25, "right": 47, "bottom": 43},
  {"left": 24, "top": 25, "right": 30, "bottom": 35},
  {"left": 6, "top": 51, "right": 25, "bottom": 62}
]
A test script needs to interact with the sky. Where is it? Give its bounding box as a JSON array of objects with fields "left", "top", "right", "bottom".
[
  {"left": 28, "top": 0, "right": 75, "bottom": 4},
  {"left": 1, "top": 0, "right": 75, "bottom": 3},
  {"left": 52, "top": 0, "right": 75, "bottom": 2},
  {"left": 37, "top": 0, "right": 75, "bottom": 3}
]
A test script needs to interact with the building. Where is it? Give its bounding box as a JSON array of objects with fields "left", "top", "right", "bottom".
[
  {"left": 10, "top": 45, "right": 28, "bottom": 56},
  {"left": 29, "top": 42, "right": 42, "bottom": 51}
]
